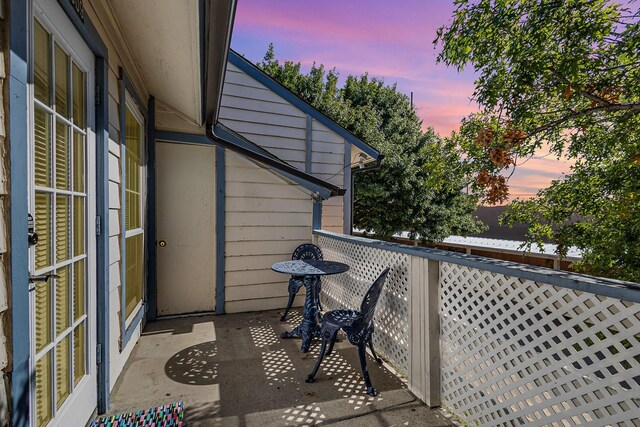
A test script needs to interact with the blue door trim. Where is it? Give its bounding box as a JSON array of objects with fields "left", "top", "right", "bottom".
[
  {"left": 9, "top": 0, "right": 30, "bottom": 424},
  {"left": 215, "top": 146, "right": 226, "bottom": 314}
]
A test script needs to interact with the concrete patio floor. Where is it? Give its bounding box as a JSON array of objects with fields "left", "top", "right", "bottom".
[{"left": 106, "top": 310, "right": 457, "bottom": 426}]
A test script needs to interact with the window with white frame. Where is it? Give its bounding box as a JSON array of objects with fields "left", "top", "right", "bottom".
[{"left": 122, "top": 96, "right": 145, "bottom": 325}]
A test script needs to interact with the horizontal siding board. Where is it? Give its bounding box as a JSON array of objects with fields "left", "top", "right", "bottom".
[
  {"left": 109, "top": 182, "right": 120, "bottom": 209},
  {"left": 227, "top": 226, "right": 311, "bottom": 242},
  {"left": 226, "top": 212, "right": 311, "bottom": 227},
  {"left": 109, "top": 235, "right": 121, "bottom": 263},
  {"left": 224, "top": 67, "right": 279, "bottom": 90},
  {"left": 226, "top": 282, "right": 292, "bottom": 301},
  {"left": 223, "top": 82, "right": 290, "bottom": 105},
  {"left": 310, "top": 152, "right": 343, "bottom": 165},
  {"left": 226, "top": 253, "right": 294, "bottom": 272},
  {"left": 108, "top": 68, "right": 119, "bottom": 100},
  {"left": 312, "top": 119, "right": 343, "bottom": 142},
  {"left": 109, "top": 262, "right": 121, "bottom": 291},
  {"left": 219, "top": 106, "right": 307, "bottom": 129},
  {"left": 225, "top": 239, "right": 302, "bottom": 259},
  {"left": 226, "top": 197, "right": 311, "bottom": 214},
  {"left": 312, "top": 140, "right": 344, "bottom": 154},
  {"left": 226, "top": 240, "right": 308, "bottom": 257},
  {"left": 222, "top": 119, "right": 306, "bottom": 140},
  {"left": 221, "top": 94, "right": 304, "bottom": 118},
  {"left": 108, "top": 153, "right": 120, "bottom": 182},
  {"left": 226, "top": 182, "right": 309, "bottom": 200},
  {"left": 109, "top": 210, "right": 120, "bottom": 237},
  {"left": 108, "top": 95, "right": 120, "bottom": 132},
  {"left": 108, "top": 138, "right": 120, "bottom": 156},
  {"left": 225, "top": 269, "right": 307, "bottom": 288}
]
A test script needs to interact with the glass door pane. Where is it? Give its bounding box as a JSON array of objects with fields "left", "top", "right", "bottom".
[{"left": 31, "top": 18, "right": 89, "bottom": 423}]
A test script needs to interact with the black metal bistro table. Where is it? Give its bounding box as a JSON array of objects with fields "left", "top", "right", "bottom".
[{"left": 272, "top": 259, "right": 349, "bottom": 352}]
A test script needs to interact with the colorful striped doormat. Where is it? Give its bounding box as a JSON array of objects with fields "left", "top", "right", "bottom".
[{"left": 89, "top": 402, "right": 184, "bottom": 426}]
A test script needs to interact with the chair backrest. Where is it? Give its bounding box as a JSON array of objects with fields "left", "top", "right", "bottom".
[
  {"left": 291, "top": 244, "right": 323, "bottom": 261},
  {"left": 360, "top": 268, "right": 390, "bottom": 325}
]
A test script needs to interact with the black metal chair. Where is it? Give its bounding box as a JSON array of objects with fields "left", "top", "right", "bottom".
[
  {"left": 280, "top": 243, "right": 323, "bottom": 321},
  {"left": 305, "top": 268, "right": 390, "bottom": 396}
]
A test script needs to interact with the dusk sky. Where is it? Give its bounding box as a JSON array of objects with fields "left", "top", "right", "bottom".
[{"left": 231, "top": 0, "right": 572, "bottom": 201}]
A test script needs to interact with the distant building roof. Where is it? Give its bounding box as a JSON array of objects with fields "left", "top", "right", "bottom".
[{"left": 441, "top": 235, "right": 582, "bottom": 260}]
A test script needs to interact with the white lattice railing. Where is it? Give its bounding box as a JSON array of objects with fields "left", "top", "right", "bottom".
[
  {"left": 314, "top": 230, "right": 640, "bottom": 426},
  {"left": 316, "top": 234, "right": 411, "bottom": 374}
]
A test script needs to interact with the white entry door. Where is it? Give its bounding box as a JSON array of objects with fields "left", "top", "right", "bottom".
[
  {"left": 156, "top": 142, "right": 216, "bottom": 316},
  {"left": 29, "top": 1, "right": 97, "bottom": 425}
]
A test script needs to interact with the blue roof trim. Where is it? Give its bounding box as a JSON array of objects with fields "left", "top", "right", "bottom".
[
  {"left": 227, "top": 50, "right": 381, "bottom": 160},
  {"left": 212, "top": 124, "right": 345, "bottom": 199},
  {"left": 215, "top": 123, "right": 287, "bottom": 164}
]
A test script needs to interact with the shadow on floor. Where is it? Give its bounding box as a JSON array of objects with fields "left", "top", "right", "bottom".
[{"left": 107, "top": 310, "right": 457, "bottom": 426}]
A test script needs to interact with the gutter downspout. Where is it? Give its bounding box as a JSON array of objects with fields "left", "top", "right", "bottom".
[{"left": 350, "top": 154, "right": 385, "bottom": 235}]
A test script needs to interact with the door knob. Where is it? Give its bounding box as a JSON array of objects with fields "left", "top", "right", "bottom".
[{"left": 158, "top": 240, "right": 167, "bottom": 247}]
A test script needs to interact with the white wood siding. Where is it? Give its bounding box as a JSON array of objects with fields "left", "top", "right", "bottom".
[
  {"left": 0, "top": 24, "right": 10, "bottom": 423},
  {"left": 312, "top": 119, "right": 345, "bottom": 233},
  {"left": 219, "top": 61, "right": 350, "bottom": 234},
  {"left": 225, "top": 151, "right": 313, "bottom": 313},
  {"left": 220, "top": 63, "right": 308, "bottom": 170},
  {"left": 85, "top": 0, "right": 148, "bottom": 391}
]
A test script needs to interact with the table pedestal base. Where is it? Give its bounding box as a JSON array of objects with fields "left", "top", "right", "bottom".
[{"left": 281, "top": 276, "right": 320, "bottom": 352}]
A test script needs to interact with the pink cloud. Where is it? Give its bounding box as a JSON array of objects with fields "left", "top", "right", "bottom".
[{"left": 232, "top": 0, "right": 576, "bottom": 198}]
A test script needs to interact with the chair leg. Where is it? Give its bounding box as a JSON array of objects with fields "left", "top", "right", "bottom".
[
  {"left": 281, "top": 281, "right": 301, "bottom": 321},
  {"left": 306, "top": 336, "right": 328, "bottom": 383},
  {"left": 368, "top": 337, "right": 383, "bottom": 364},
  {"left": 326, "top": 330, "right": 339, "bottom": 356},
  {"left": 357, "top": 343, "right": 376, "bottom": 396}
]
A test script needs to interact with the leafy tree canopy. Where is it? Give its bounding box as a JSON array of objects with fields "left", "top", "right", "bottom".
[
  {"left": 435, "top": 0, "right": 640, "bottom": 281},
  {"left": 258, "top": 44, "right": 485, "bottom": 242}
]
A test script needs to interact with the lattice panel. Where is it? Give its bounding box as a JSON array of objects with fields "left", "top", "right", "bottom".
[
  {"left": 439, "top": 262, "right": 640, "bottom": 426},
  {"left": 316, "top": 235, "right": 410, "bottom": 374}
]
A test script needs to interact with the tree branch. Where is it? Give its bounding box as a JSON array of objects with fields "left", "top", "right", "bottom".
[
  {"left": 549, "top": 68, "right": 613, "bottom": 107},
  {"left": 526, "top": 103, "right": 640, "bottom": 138}
]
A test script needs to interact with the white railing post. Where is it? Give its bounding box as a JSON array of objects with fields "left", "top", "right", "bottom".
[{"left": 409, "top": 256, "right": 441, "bottom": 407}]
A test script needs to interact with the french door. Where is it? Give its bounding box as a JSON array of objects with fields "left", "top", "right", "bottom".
[{"left": 29, "top": 1, "right": 97, "bottom": 425}]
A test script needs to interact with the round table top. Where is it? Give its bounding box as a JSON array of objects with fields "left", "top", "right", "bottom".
[{"left": 271, "top": 259, "right": 350, "bottom": 276}]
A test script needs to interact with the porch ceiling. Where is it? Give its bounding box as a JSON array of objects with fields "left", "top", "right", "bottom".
[{"left": 108, "top": 0, "right": 203, "bottom": 123}]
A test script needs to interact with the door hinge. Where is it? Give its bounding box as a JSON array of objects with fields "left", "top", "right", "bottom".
[
  {"left": 96, "top": 215, "right": 102, "bottom": 236},
  {"left": 97, "top": 343, "right": 102, "bottom": 365},
  {"left": 95, "top": 84, "right": 101, "bottom": 106}
]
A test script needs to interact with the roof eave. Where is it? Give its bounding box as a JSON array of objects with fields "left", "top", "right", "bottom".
[{"left": 203, "top": 0, "right": 237, "bottom": 125}]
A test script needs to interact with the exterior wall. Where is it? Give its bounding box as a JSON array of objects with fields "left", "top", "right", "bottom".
[
  {"left": 220, "top": 62, "right": 308, "bottom": 170},
  {"left": 310, "top": 119, "right": 345, "bottom": 233},
  {"left": 85, "top": 0, "right": 149, "bottom": 391},
  {"left": 225, "top": 151, "right": 312, "bottom": 313},
  {"left": 219, "top": 61, "right": 348, "bottom": 234},
  {"left": 0, "top": 4, "right": 10, "bottom": 423}
]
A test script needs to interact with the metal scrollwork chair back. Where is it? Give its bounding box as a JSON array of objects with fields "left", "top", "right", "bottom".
[
  {"left": 305, "top": 268, "right": 390, "bottom": 396},
  {"left": 280, "top": 244, "right": 323, "bottom": 321}
]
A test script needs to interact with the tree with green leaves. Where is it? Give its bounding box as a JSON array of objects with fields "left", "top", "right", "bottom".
[
  {"left": 258, "top": 44, "right": 485, "bottom": 242},
  {"left": 435, "top": 0, "right": 640, "bottom": 281}
]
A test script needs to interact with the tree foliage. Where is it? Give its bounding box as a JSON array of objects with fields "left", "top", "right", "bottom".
[
  {"left": 435, "top": 0, "right": 640, "bottom": 281},
  {"left": 258, "top": 44, "right": 485, "bottom": 242}
]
